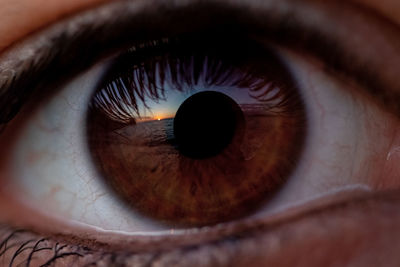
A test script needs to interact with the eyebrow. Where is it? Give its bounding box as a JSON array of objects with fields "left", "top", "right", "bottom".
[{"left": 0, "top": 0, "right": 400, "bottom": 128}]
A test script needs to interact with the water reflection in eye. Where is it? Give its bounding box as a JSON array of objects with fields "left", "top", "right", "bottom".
[{"left": 87, "top": 35, "right": 306, "bottom": 226}]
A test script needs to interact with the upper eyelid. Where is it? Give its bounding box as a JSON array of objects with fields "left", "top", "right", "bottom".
[{"left": 0, "top": 0, "right": 400, "bottom": 127}]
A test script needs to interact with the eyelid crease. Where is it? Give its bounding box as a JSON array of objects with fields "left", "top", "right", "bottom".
[{"left": 0, "top": 0, "right": 400, "bottom": 129}]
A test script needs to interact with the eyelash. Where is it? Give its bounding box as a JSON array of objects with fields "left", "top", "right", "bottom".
[
  {"left": 0, "top": 227, "right": 84, "bottom": 266},
  {"left": 0, "top": 224, "right": 241, "bottom": 266},
  {"left": 0, "top": 226, "right": 152, "bottom": 266}
]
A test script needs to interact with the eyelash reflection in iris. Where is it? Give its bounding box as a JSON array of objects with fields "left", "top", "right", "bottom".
[{"left": 86, "top": 33, "right": 306, "bottom": 226}]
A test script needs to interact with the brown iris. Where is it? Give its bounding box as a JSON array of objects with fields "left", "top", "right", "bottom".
[{"left": 86, "top": 34, "right": 306, "bottom": 226}]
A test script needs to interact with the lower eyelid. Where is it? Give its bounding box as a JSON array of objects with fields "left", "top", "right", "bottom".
[
  {"left": 0, "top": 183, "right": 369, "bottom": 254},
  {"left": 2, "top": 190, "right": 400, "bottom": 266}
]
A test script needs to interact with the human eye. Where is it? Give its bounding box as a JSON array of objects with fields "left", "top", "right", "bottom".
[{"left": 1, "top": 0, "right": 400, "bottom": 266}]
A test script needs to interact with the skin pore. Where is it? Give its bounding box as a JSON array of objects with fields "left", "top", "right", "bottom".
[{"left": 1, "top": 0, "right": 400, "bottom": 266}]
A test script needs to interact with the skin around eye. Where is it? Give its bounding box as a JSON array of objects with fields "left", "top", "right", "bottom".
[
  {"left": 0, "top": 0, "right": 109, "bottom": 52},
  {"left": 1, "top": 0, "right": 400, "bottom": 266}
]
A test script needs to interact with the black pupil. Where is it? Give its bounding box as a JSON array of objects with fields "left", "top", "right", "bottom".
[{"left": 173, "top": 91, "right": 242, "bottom": 159}]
